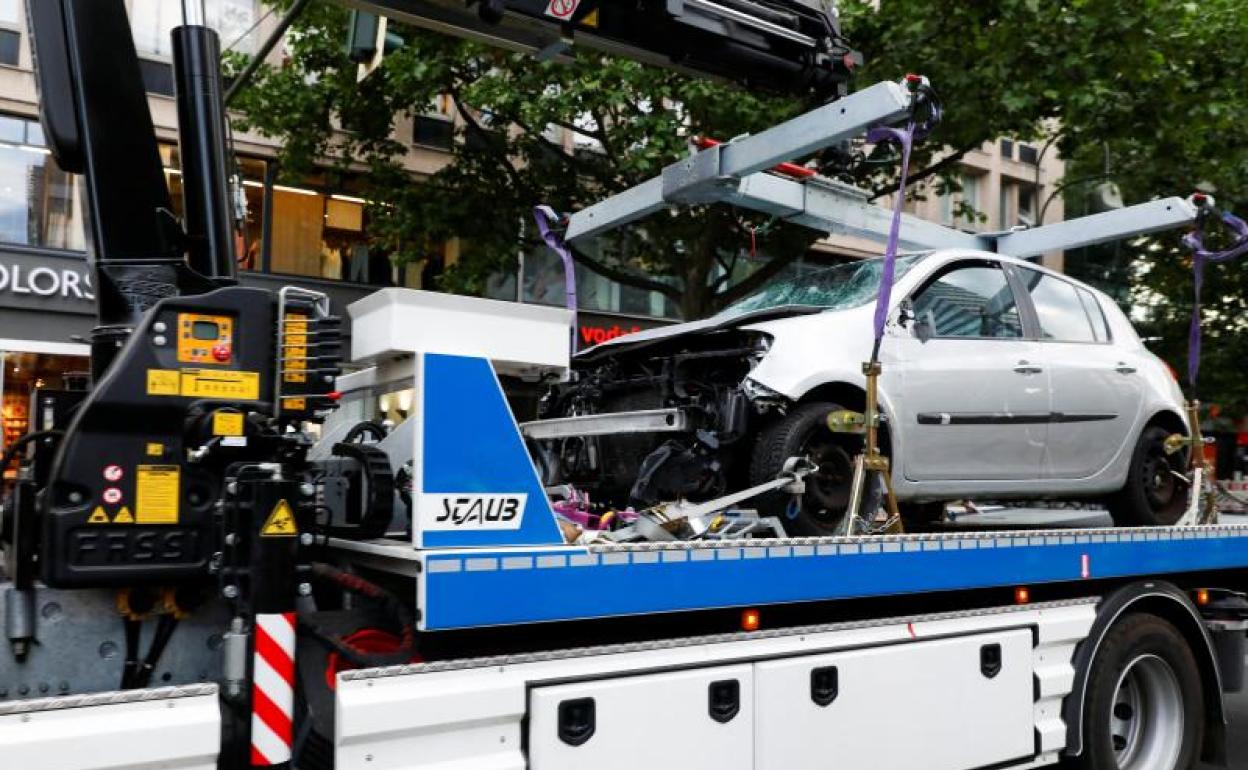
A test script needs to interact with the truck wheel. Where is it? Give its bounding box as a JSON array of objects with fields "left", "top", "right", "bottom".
[
  {"left": 1076, "top": 613, "right": 1203, "bottom": 770},
  {"left": 1107, "top": 426, "right": 1187, "bottom": 527},
  {"left": 749, "top": 401, "right": 875, "bottom": 536}
]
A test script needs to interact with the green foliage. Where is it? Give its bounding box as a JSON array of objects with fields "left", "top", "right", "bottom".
[
  {"left": 229, "top": 3, "right": 816, "bottom": 319},
  {"left": 231, "top": 1, "right": 1248, "bottom": 410}
]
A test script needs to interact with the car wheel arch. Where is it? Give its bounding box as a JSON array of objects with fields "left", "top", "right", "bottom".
[{"left": 792, "top": 381, "right": 895, "bottom": 455}]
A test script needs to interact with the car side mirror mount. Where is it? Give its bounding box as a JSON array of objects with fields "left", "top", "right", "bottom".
[
  {"left": 914, "top": 312, "right": 935, "bottom": 343},
  {"left": 896, "top": 299, "right": 915, "bottom": 327}
]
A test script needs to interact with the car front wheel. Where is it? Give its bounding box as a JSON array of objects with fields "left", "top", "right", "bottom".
[
  {"left": 749, "top": 401, "right": 879, "bottom": 536},
  {"left": 1107, "top": 425, "right": 1188, "bottom": 527}
]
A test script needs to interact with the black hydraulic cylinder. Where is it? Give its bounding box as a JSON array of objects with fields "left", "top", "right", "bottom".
[{"left": 172, "top": 24, "right": 237, "bottom": 282}]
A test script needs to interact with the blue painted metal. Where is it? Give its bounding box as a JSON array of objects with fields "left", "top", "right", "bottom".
[
  {"left": 416, "top": 527, "right": 1248, "bottom": 630},
  {"left": 417, "top": 353, "right": 564, "bottom": 548}
]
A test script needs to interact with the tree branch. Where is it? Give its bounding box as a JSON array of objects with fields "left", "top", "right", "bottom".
[
  {"left": 449, "top": 90, "right": 525, "bottom": 190},
  {"left": 868, "top": 142, "right": 979, "bottom": 201},
  {"left": 568, "top": 244, "right": 682, "bottom": 300}
]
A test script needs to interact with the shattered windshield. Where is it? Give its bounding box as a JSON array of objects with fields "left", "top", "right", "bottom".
[{"left": 719, "top": 253, "right": 927, "bottom": 317}]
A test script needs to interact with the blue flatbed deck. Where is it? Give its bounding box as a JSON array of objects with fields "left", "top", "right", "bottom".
[{"left": 388, "top": 524, "right": 1248, "bottom": 630}]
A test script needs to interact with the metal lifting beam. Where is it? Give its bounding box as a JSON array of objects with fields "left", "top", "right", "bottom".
[
  {"left": 564, "top": 79, "right": 913, "bottom": 242},
  {"left": 563, "top": 78, "right": 1200, "bottom": 259}
]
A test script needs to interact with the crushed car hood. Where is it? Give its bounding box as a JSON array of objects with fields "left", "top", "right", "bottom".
[{"left": 574, "top": 305, "right": 826, "bottom": 361}]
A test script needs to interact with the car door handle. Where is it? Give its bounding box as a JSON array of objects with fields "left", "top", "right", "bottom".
[
  {"left": 1115, "top": 362, "right": 1137, "bottom": 374},
  {"left": 1013, "top": 360, "right": 1043, "bottom": 375}
]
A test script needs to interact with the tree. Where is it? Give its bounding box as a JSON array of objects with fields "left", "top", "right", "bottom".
[
  {"left": 232, "top": 1, "right": 1248, "bottom": 409},
  {"left": 229, "top": 2, "right": 824, "bottom": 319}
]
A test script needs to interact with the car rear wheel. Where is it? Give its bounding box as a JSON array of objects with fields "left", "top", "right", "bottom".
[
  {"left": 1107, "top": 425, "right": 1188, "bottom": 527},
  {"left": 749, "top": 401, "right": 878, "bottom": 537}
]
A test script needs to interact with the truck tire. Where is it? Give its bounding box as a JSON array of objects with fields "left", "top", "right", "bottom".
[
  {"left": 1074, "top": 613, "right": 1203, "bottom": 770},
  {"left": 1107, "top": 425, "right": 1187, "bottom": 527},
  {"left": 749, "top": 401, "right": 876, "bottom": 537}
]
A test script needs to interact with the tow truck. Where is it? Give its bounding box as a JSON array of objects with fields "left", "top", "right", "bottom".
[{"left": 1, "top": 2, "right": 1247, "bottom": 770}]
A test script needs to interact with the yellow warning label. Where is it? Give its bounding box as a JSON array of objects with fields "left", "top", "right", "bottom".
[
  {"left": 212, "top": 411, "right": 245, "bottom": 437},
  {"left": 147, "top": 369, "right": 260, "bottom": 400},
  {"left": 136, "top": 465, "right": 180, "bottom": 524},
  {"left": 113, "top": 506, "right": 134, "bottom": 524},
  {"left": 582, "top": 7, "right": 599, "bottom": 26},
  {"left": 146, "top": 442, "right": 165, "bottom": 457},
  {"left": 181, "top": 370, "right": 260, "bottom": 400},
  {"left": 281, "top": 397, "right": 307, "bottom": 412},
  {"left": 147, "top": 369, "right": 181, "bottom": 396},
  {"left": 87, "top": 506, "right": 109, "bottom": 524},
  {"left": 284, "top": 313, "right": 308, "bottom": 384},
  {"left": 260, "top": 499, "right": 298, "bottom": 537}
]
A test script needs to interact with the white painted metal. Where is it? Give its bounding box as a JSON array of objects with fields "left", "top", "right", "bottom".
[
  {"left": 754, "top": 629, "right": 1033, "bottom": 770},
  {"left": 0, "top": 685, "right": 220, "bottom": 770},
  {"left": 347, "top": 288, "right": 572, "bottom": 377},
  {"left": 529, "top": 665, "right": 754, "bottom": 770},
  {"left": 335, "top": 601, "right": 1096, "bottom": 769},
  {"left": 520, "top": 408, "right": 691, "bottom": 440}
]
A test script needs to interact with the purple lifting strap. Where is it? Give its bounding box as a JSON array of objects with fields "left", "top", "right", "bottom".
[
  {"left": 864, "top": 87, "right": 940, "bottom": 356},
  {"left": 533, "top": 205, "right": 580, "bottom": 353},
  {"left": 1180, "top": 206, "right": 1248, "bottom": 387}
]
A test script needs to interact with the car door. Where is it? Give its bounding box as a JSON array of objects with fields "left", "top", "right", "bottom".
[
  {"left": 891, "top": 259, "right": 1050, "bottom": 482},
  {"left": 1012, "top": 266, "right": 1143, "bottom": 479}
]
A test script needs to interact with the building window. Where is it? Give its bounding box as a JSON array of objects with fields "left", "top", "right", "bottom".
[
  {"left": 413, "top": 116, "right": 454, "bottom": 150},
  {"left": 159, "top": 144, "right": 267, "bottom": 267},
  {"left": 129, "top": 0, "right": 259, "bottom": 94},
  {"left": 999, "top": 139, "right": 1014, "bottom": 161},
  {"left": 1018, "top": 185, "right": 1037, "bottom": 226},
  {"left": 129, "top": 0, "right": 260, "bottom": 58},
  {"left": 0, "top": 116, "right": 86, "bottom": 251},
  {"left": 0, "top": 0, "right": 19, "bottom": 67},
  {"left": 1018, "top": 144, "right": 1039, "bottom": 165},
  {"left": 139, "top": 59, "right": 175, "bottom": 97}
]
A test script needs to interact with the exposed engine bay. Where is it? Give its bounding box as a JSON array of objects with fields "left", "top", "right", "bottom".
[{"left": 534, "top": 328, "right": 782, "bottom": 511}]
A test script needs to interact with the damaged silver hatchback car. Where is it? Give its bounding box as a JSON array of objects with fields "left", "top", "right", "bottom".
[{"left": 526, "top": 250, "right": 1189, "bottom": 534}]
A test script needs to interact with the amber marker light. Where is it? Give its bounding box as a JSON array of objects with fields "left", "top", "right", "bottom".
[
  {"left": 741, "top": 608, "right": 761, "bottom": 632},
  {"left": 1014, "top": 587, "right": 1031, "bottom": 605}
]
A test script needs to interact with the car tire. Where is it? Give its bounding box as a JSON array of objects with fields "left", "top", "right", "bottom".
[
  {"left": 1107, "top": 425, "right": 1187, "bottom": 527},
  {"left": 1072, "top": 613, "right": 1203, "bottom": 770},
  {"left": 749, "top": 401, "right": 875, "bottom": 537}
]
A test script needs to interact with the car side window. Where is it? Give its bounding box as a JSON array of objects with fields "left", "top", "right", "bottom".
[
  {"left": 1017, "top": 268, "right": 1097, "bottom": 343},
  {"left": 911, "top": 264, "right": 1023, "bottom": 338},
  {"left": 1076, "top": 286, "right": 1111, "bottom": 342}
]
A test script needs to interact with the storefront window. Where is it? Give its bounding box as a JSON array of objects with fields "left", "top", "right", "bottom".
[
  {"left": 521, "top": 242, "right": 679, "bottom": 319},
  {"left": 0, "top": 351, "right": 89, "bottom": 480},
  {"left": 160, "top": 144, "right": 266, "bottom": 267},
  {"left": 0, "top": 116, "right": 86, "bottom": 252}
]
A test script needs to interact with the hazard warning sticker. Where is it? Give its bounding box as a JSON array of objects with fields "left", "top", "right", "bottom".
[
  {"left": 87, "top": 506, "right": 109, "bottom": 524},
  {"left": 136, "top": 465, "right": 180, "bottom": 524},
  {"left": 544, "top": 0, "right": 580, "bottom": 20},
  {"left": 260, "top": 499, "right": 298, "bottom": 537},
  {"left": 113, "top": 507, "right": 134, "bottom": 524}
]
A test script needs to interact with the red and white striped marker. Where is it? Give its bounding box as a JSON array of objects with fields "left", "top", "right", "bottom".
[{"left": 251, "top": 612, "right": 296, "bottom": 766}]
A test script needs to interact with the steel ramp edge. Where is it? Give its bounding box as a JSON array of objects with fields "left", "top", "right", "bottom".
[{"left": 414, "top": 524, "right": 1248, "bottom": 629}]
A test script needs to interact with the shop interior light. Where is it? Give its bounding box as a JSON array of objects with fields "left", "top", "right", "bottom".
[
  {"left": 242, "top": 180, "right": 264, "bottom": 189},
  {"left": 273, "top": 183, "right": 319, "bottom": 197},
  {"left": 330, "top": 194, "right": 368, "bottom": 204}
]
